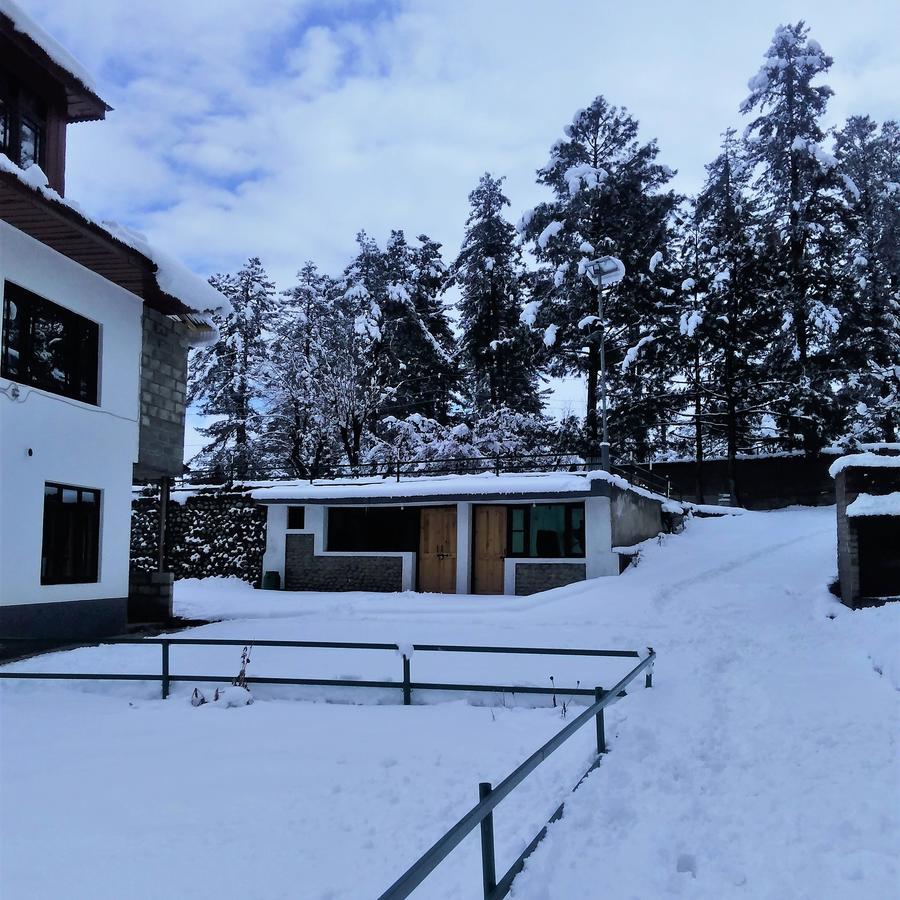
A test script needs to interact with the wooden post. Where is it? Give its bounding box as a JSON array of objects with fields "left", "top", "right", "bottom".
[{"left": 157, "top": 476, "right": 171, "bottom": 573}]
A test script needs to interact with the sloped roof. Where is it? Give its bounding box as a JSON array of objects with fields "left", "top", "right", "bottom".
[{"left": 0, "top": 0, "right": 110, "bottom": 121}]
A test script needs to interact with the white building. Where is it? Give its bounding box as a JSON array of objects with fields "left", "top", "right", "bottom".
[
  {"left": 0, "top": 1, "right": 227, "bottom": 642},
  {"left": 255, "top": 471, "right": 671, "bottom": 596}
]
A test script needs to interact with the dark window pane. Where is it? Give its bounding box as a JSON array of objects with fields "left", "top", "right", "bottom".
[
  {"left": 287, "top": 506, "right": 305, "bottom": 529},
  {"left": 569, "top": 506, "right": 585, "bottom": 556},
  {"left": 20, "top": 117, "right": 40, "bottom": 167},
  {"left": 531, "top": 504, "right": 565, "bottom": 557},
  {"left": 41, "top": 482, "right": 100, "bottom": 584},
  {"left": 327, "top": 507, "right": 419, "bottom": 552},
  {"left": 1, "top": 283, "right": 99, "bottom": 404}
]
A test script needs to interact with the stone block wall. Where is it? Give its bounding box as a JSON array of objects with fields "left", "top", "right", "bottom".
[
  {"left": 514, "top": 562, "right": 586, "bottom": 596},
  {"left": 134, "top": 307, "right": 191, "bottom": 480},
  {"left": 284, "top": 533, "right": 403, "bottom": 592},
  {"left": 131, "top": 490, "right": 266, "bottom": 585}
]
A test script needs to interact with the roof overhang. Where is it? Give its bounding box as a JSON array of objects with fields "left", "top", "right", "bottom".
[
  {"left": 0, "top": 170, "right": 213, "bottom": 341},
  {"left": 0, "top": 9, "right": 110, "bottom": 122}
]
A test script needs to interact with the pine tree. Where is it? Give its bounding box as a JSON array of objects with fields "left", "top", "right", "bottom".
[
  {"left": 188, "top": 257, "right": 276, "bottom": 478},
  {"left": 260, "top": 262, "right": 340, "bottom": 477},
  {"left": 741, "top": 22, "right": 844, "bottom": 453},
  {"left": 455, "top": 173, "right": 542, "bottom": 414},
  {"left": 520, "top": 96, "right": 679, "bottom": 462},
  {"left": 833, "top": 116, "right": 900, "bottom": 444}
]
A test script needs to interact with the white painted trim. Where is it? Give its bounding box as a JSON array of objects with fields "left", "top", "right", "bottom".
[{"left": 455, "top": 501, "right": 472, "bottom": 594}]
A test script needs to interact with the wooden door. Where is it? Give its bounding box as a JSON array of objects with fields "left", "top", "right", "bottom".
[
  {"left": 473, "top": 505, "right": 507, "bottom": 594},
  {"left": 418, "top": 506, "right": 457, "bottom": 593}
]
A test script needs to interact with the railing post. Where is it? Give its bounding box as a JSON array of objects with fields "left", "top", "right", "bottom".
[
  {"left": 594, "top": 686, "right": 606, "bottom": 753},
  {"left": 161, "top": 641, "right": 170, "bottom": 699},
  {"left": 645, "top": 648, "right": 654, "bottom": 688},
  {"left": 479, "top": 782, "right": 497, "bottom": 899},
  {"left": 402, "top": 654, "right": 411, "bottom": 706}
]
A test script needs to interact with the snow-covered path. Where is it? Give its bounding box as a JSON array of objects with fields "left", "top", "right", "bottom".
[
  {"left": 509, "top": 508, "right": 899, "bottom": 899},
  {"left": 2, "top": 507, "right": 897, "bottom": 898}
]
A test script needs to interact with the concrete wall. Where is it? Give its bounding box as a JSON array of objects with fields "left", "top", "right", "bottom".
[
  {"left": 285, "top": 533, "right": 403, "bottom": 592},
  {"left": 0, "top": 220, "right": 140, "bottom": 632},
  {"left": 134, "top": 307, "right": 191, "bottom": 480},
  {"left": 513, "top": 562, "right": 586, "bottom": 596},
  {"left": 609, "top": 485, "right": 664, "bottom": 548}
]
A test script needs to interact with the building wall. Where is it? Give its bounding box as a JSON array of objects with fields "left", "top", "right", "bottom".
[
  {"left": 0, "top": 220, "right": 141, "bottom": 627},
  {"left": 514, "top": 562, "right": 587, "bottom": 596},
  {"left": 609, "top": 486, "right": 664, "bottom": 548},
  {"left": 285, "top": 534, "right": 404, "bottom": 592},
  {"left": 134, "top": 307, "right": 191, "bottom": 480}
]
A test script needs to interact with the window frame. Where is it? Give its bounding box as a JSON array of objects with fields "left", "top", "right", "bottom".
[
  {"left": 1, "top": 281, "right": 100, "bottom": 405},
  {"left": 0, "top": 70, "right": 46, "bottom": 170},
  {"left": 506, "top": 502, "right": 586, "bottom": 559},
  {"left": 41, "top": 482, "right": 102, "bottom": 585}
]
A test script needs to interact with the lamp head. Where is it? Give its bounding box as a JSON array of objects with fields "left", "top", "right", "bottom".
[{"left": 584, "top": 256, "right": 625, "bottom": 287}]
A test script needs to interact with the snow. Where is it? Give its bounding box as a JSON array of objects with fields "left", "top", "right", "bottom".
[
  {"left": 577, "top": 315, "right": 600, "bottom": 330},
  {"left": 0, "top": 155, "right": 230, "bottom": 320},
  {"left": 680, "top": 277, "right": 696, "bottom": 291},
  {"left": 0, "top": 0, "right": 100, "bottom": 96},
  {"left": 537, "top": 220, "right": 564, "bottom": 249},
  {"left": 842, "top": 174, "right": 862, "bottom": 200},
  {"left": 846, "top": 492, "right": 900, "bottom": 517},
  {"left": 620, "top": 335, "right": 655, "bottom": 373},
  {"left": 679, "top": 309, "right": 703, "bottom": 337},
  {"left": 520, "top": 299, "right": 541, "bottom": 326},
  {"left": 2, "top": 508, "right": 898, "bottom": 898},
  {"left": 563, "top": 164, "right": 607, "bottom": 196},
  {"left": 648, "top": 251, "right": 663, "bottom": 273},
  {"left": 542, "top": 324, "right": 558, "bottom": 347},
  {"left": 713, "top": 268, "right": 730, "bottom": 283},
  {"left": 828, "top": 452, "right": 900, "bottom": 478}
]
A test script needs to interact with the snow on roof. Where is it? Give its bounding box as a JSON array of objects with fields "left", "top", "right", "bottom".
[
  {"left": 0, "top": 154, "right": 230, "bottom": 320},
  {"left": 246, "top": 469, "right": 676, "bottom": 506},
  {"left": 828, "top": 453, "right": 900, "bottom": 479},
  {"left": 0, "top": 0, "right": 100, "bottom": 97},
  {"left": 846, "top": 492, "right": 900, "bottom": 517}
]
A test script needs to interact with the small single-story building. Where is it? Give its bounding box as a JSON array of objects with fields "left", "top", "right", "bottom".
[
  {"left": 831, "top": 452, "right": 900, "bottom": 608},
  {"left": 254, "top": 470, "right": 673, "bottom": 596}
]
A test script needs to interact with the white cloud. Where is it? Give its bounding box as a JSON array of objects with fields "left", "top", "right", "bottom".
[{"left": 18, "top": 0, "right": 900, "bottom": 289}]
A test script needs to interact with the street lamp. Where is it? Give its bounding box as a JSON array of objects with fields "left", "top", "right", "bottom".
[{"left": 582, "top": 256, "right": 625, "bottom": 471}]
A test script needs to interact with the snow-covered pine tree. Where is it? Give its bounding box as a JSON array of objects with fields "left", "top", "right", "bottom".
[
  {"left": 520, "top": 96, "right": 679, "bottom": 462},
  {"left": 455, "top": 173, "right": 542, "bottom": 415},
  {"left": 259, "top": 262, "right": 341, "bottom": 477},
  {"left": 188, "top": 257, "right": 276, "bottom": 478},
  {"left": 741, "top": 22, "right": 844, "bottom": 453},
  {"left": 379, "top": 230, "right": 457, "bottom": 422},
  {"left": 833, "top": 116, "right": 900, "bottom": 444},
  {"left": 693, "top": 130, "right": 777, "bottom": 499}
]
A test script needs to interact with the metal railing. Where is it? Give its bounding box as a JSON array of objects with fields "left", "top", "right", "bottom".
[
  {"left": 377, "top": 649, "right": 655, "bottom": 899},
  {"left": 0, "top": 636, "right": 650, "bottom": 705}
]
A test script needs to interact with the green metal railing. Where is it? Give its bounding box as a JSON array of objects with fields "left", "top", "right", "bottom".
[
  {"left": 0, "top": 636, "right": 651, "bottom": 704},
  {"left": 377, "top": 649, "right": 656, "bottom": 899}
]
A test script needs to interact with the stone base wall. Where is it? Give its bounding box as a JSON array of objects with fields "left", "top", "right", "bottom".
[
  {"left": 284, "top": 533, "right": 403, "bottom": 592},
  {"left": 514, "top": 563, "right": 586, "bottom": 596},
  {"left": 128, "top": 570, "right": 174, "bottom": 622}
]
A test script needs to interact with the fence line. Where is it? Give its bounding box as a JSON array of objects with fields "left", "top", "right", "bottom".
[{"left": 0, "top": 637, "right": 651, "bottom": 704}]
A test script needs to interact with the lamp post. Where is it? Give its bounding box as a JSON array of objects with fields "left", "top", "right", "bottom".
[{"left": 582, "top": 256, "right": 625, "bottom": 471}]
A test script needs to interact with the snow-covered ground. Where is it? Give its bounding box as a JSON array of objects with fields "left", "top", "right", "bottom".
[{"left": 2, "top": 506, "right": 898, "bottom": 899}]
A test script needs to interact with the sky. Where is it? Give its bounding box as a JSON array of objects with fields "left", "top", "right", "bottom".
[{"left": 14, "top": 0, "right": 900, "bottom": 448}]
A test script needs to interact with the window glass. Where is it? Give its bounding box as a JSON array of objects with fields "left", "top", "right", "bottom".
[
  {"left": 20, "top": 117, "right": 40, "bottom": 167},
  {"left": 41, "top": 483, "right": 101, "bottom": 584},
  {"left": 570, "top": 506, "right": 585, "bottom": 556},
  {"left": 327, "top": 507, "right": 420, "bottom": 552},
  {"left": 531, "top": 504, "right": 566, "bottom": 557},
  {"left": 510, "top": 508, "right": 525, "bottom": 554},
  {"left": 0, "top": 98, "right": 8, "bottom": 150},
  {"left": 1, "top": 283, "right": 99, "bottom": 405},
  {"left": 287, "top": 506, "right": 305, "bottom": 529}
]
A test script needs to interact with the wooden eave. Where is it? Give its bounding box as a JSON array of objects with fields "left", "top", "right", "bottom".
[
  {"left": 0, "top": 15, "right": 110, "bottom": 122},
  {"left": 0, "top": 169, "right": 194, "bottom": 317}
]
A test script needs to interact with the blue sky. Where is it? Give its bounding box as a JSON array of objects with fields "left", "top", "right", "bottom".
[{"left": 15, "top": 0, "right": 900, "bottom": 445}]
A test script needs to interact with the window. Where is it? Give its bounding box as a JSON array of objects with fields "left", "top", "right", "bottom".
[
  {"left": 42, "top": 483, "right": 101, "bottom": 584},
  {"left": 287, "top": 506, "right": 306, "bottom": 530},
  {"left": 507, "top": 503, "right": 585, "bottom": 558},
  {"left": 0, "top": 73, "right": 46, "bottom": 169},
  {"left": 327, "top": 507, "right": 420, "bottom": 552},
  {"left": 2, "top": 282, "right": 99, "bottom": 404}
]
